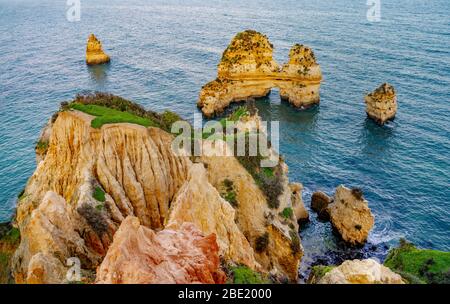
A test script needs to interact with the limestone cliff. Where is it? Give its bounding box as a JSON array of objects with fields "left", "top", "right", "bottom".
[
  {"left": 365, "top": 83, "right": 397, "bottom": 124},
  {"left": 198, "top": 30, "right": 322, "bottom": 117},
  {"left": 13, "top": 107, "right": 190, "bottom": 282},
  {"left": 166, "top": 164, "right": 261, "bottom": 271},
  {"left": 12, "top": 95, "right": 304, "bottom": 283},
  {"left": 96, "top": 217, "right": 226, "bottom": 284},
  {"left": 198, "top": 110, "right": 304, "bottom": 281},
  {"left": 86, "top": 34, "right": 110, "bottom": 65}
]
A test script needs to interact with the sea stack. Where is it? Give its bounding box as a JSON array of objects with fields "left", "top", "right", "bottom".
[
  {"left": 328, "top": 186, "right": 374, "bottom": 245},
  {"left": 365, "top": 83, "right": 397, "bottom": 124},
  {"left": 198, "top": 30, "right": 322, "bottom": 117},
  {"left": 86, "top": 34, "right": 110, "bottom": 65}
]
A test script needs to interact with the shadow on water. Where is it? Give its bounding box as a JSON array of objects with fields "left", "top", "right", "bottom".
[
  {"left": 360, "top": 117, "right": 396, "bottom": 159},
  {"left": 87, "top": 63, "right": 110, "bottom": 85}
]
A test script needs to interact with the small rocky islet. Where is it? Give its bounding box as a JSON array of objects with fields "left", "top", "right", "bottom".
[{"left": 0, "top": 30, "right": 448, "bottom": 284}]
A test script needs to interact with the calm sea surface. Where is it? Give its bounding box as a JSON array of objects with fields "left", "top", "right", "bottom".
[{"left": 0, "top": 0, "right": 449, "bottom": 278}]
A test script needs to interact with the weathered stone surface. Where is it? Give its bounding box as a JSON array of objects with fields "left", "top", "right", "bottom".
[
  {"left": 96, "top": 217, "right": 226, "bottom": 284},
  {"left": 166, "top": 164, "right": 261, "bottom": 271},
  {"left": 198, "top": 30, "right": 322, "bottom": 117},
  {"left": 318, "top": 259, "right": 405, "bottom": 284},
  {"left": 311, "top": 191, "right": 332, "bottom": 220},
  {"left": 290, "top": 183, "right": 309, "bottom": 223},
  {"left": 328, "top": 186, "right": 374, "bottom": 245},
  {"left": 13, "top": 110, "right": 190, "bottom": 282},
  {"left": 200, "top": 141, "right": 302, "bottom": 282},
  {"left": 365, "top": 83, "right": 397, "bottom": 124},
  {"left": 86, "top": 34, "right": 110, "bottom": 65}
]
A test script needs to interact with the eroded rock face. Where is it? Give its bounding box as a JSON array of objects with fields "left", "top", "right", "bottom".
[
  {"left": 13, "top": 100, "right": 303, "bottom": 284},
  {"left": 200, "top": 145, "right": 302, "bottom": 282},
  {"left": 13, "top": 110, "right": 190, "bottom": 282},
  {"left": 198, "top": 30, "right": 322, "bottom": 117},
  {"left": 166, "top": 164, "right": 261, "bottom": 271},
  {"left": 365, "top": 83, "right": 397, "bottom": 124},
  {"left": 96, "top": 217, "right": 226, "bottom": 284},
  {"left": 86, "top": 34, "right": 110, "bottom": 65},
  {"left": 328, "top": 186, "right": 374, "bottom": 245},
  {"left": 318, "top": 259, "right": 404, "bottom": 284}
]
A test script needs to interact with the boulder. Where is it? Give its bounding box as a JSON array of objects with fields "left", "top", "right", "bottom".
[
  {"left": 328, "top": 186, "right": 374, "bottom": 245},
  {"left": 317, "top": 259, "right": 405, "bottom": 284}
]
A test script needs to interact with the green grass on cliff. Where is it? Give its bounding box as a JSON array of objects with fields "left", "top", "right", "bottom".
[
  {"left": 230, "top": 266, "right": 269, "bottom": 284},
  {"left": 70, "top": 103, "right": 159, "bottom": 129},
  {"left": 384, "top": 239, "right": 450, "bottom": 284},
  {"left": 63, "top": 93, "right": 185, "bottom": 132}
]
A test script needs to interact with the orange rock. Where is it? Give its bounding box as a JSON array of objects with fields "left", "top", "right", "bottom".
[
  {"left": 96, "top": 217, "right": 226, "bottom": 284},
  {"left": 86, "top": 34, "right": 110, "bottom": 65}
]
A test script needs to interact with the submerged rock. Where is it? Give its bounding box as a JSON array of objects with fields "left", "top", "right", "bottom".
[
  {"left": 86, "top": 34, "right": 110, "bottom": 65},
  {"left": 311, "top": 191, "right": 332, "bottom": 220},
  {"left": 198, "top": 30, "right": 322, "bottom": 117},
  {"left": 365, "top": 83, "right": 397, "bottom": 125},
  {"left": 328, "top": 186, "right": 374, "bottom": 245},
  {"left": 96, "top": 217, "right": 226, "bottom": 284},
  {"left": 316, "top": 259, "right": 404, "bottom": 284}
]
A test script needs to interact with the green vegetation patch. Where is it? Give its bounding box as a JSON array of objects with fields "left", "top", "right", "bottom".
[
  {"left": 384, "top": 239, "right": 450, "bottom": 284},
  {"left": 280, "top": 207, "right": 293, "bottom": 219},
  {"left": 35, "top": 140, "right": 49, "bottom": 152},
  {"left": 230, "top": 266, "right": 269, "bottom": 284},
  {"left": 70, "top": 103, "right": 159, "bottom": 129},
  {"left": 0, "top": 224, "right": 20, "bottom": 284},
  {"left": 93, "top": 186, "right": 106, "bottom": 202},
  {"left": 307, "top": 265, "right": 335, "bottom": 284},
  {"left": 220, "top": 179, "right": 238, "bottom": 208},
  {"left": 62, "top": 92, "right": 183, "bottom": 132}
]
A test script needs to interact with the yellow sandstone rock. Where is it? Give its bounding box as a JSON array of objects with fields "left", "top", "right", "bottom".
[
  {"left": 198, "top": 30, "right": 322, "bottom": 117},
  {"left": 86, "top": 34, "right": 110, "bottom": 65},
  {"left": 166, "top": 164, "right": 261, "bottom": 271},
  {"left": 13, "top": 110, "right": 190, "bottom": 282},
  {"left": 365, "top": 83, "right": 397, "bottom": 124},
  {"left": 328, "top": 185, "right": 374, "bottom": 245},
  {"left": 318, "top": 259, "right": 405, "bottom": 284}
]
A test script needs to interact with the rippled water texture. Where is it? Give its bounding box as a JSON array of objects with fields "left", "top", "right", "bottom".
[{"left": 0, "top": 0, "right": 449, "bottom": 276}]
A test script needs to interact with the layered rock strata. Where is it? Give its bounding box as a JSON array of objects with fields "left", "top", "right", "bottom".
[
  {"left": 12, "top": 96, "right": 304, "bottom": 283},
  {"left": 198, "top": 30, "right": 322, "bottom": 117},
  {"left": 365, "top": 83, "right": 397, "bottom": 124},
  {"left": 86, "top": 34, "right": 110, "bottom": 65},
  {"left": 96, "top": 217, "right": 226, "bottom": 284},
  {"left": 13, "top": 109, "right": 190, "bottom": 283}
]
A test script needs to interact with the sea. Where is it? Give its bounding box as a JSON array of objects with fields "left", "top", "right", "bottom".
[{"left": 0, "top": 0, "right": 449, "bottom": 280}]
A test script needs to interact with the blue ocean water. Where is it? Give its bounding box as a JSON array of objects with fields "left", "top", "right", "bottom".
[{"left": 0, "top": 0, "right": 449, "bottom": 275}]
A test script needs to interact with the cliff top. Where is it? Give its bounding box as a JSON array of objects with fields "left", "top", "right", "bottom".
[
  {"left": 220, "top": 30, "right": 275, "bottom": 68},
  {"left": 288, "top": 44, "right": 317, "bottom": 67},
  {"left": 367, "top": 83, "right": 396, "bottom": 101},
  {"left": 59, "top": 92, "right": 182, "bottom": 131}
]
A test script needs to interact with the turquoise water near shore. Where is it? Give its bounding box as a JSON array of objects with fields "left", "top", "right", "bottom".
[{"left": 0, "top": 0, "right": 449, "bottom": 277}]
